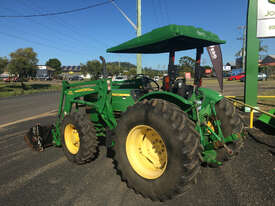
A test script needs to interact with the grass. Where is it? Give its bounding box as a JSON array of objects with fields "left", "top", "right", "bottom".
[{"left": 0, "top": 81, "right": 61, "bottom": 98}]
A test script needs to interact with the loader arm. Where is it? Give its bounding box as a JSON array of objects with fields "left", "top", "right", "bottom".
[{"left": 52, "top": 79, "right": 117, "bottom": 146}]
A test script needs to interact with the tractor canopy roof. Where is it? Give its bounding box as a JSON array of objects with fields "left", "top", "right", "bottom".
[{"left": 107, "top": 24, "right": 225, "bottom": 54}]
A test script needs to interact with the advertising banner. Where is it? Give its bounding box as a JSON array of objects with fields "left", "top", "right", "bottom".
[
  {"left": 257, "top": 0, "right": 275, "bottom": 38},
  {"left": 223, "top": 65, "right": 231, "bottom": 71},
  {"left": 207, "top": 45, "right": 224, "bottom": 91}
]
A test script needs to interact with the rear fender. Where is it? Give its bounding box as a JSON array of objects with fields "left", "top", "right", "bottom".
[
  {"left": 138, "top": 91, "right": 193, "bottom": 112},
  {"left": 199, "top": 87, "right": 224, "bottom": 105}
]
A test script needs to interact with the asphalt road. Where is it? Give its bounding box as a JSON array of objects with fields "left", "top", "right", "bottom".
[
  {"left": 0, "top": 91, "right": 275, "bottom": 206},
  {"left": 0, "top": 91, "right": 59, "bottom": 126}
]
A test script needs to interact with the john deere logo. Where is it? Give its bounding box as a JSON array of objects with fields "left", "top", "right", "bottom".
[{"left": 269, "top": 0, "right": 275, "bottom": 4}]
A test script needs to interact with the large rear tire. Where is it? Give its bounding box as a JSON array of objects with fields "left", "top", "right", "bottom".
[
  {"left": 215, "top": 98, "right": 244, "bottom": 161},
  {"left": 61, "top": 112, "right": 98, "bottom": 164},
  {"left": 113, "top": 99, "right": 201, "bottom": 201}
]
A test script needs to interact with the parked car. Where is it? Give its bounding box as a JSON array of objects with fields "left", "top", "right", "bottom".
[
  {"left": 240, "top": 73, "right": 267, "bottom": 82},
  {"left": 113, "top": 76, "right": 127, "bottom": 81},
  {"left": 68, "top": 75, "right": 84, "bottom": 81},
  {"left": 240, "top": 76, "right": 245, "bottom": 82},
  {"left": 258, "top": 73, "right": 267, "bottom": 81},
  {"left": 223, "top": 72, "right": 231, "bottom": 78},
  {"left": 228, "top": 73, "right": 245, "bottom": 81},
  {"left": 3, "top": 76, "right": 19, "bottom": 82},
  {"left": 3, "top": 77, "right": 11, "bottom": 82},
  {"left": 37, "top": 75, "right": 52, "bottom": 81}
]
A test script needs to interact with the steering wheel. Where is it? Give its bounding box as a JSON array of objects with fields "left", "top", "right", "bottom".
[
  {"left": 142, "top": 77, "right": 160, "bottom": 91},
  {"left": 133, "top": 74, "right": 160, "bottom": 91}
]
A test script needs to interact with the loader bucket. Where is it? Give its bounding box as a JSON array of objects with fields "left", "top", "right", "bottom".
[
  {"left": 258, "top": 109, "right": 275, "bottom": 129},
  {"left": 24, "top": 124, "right": 54, "bottom": 151}
]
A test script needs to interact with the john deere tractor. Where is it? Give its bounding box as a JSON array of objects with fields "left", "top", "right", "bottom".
[{"left": 25, "top": 25, "right": 244, "bottom": 201}]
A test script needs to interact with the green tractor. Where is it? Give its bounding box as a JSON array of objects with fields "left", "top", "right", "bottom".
[{"left": 24, "top": 25, "right": 244, "bottom": 201}]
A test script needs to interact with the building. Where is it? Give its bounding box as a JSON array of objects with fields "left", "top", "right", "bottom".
[
  {"left": 235, "top": 57, "right": 243, "bottom": 68},
  {"left": 0, "top": 72, "right": 10, "bottom": 79},
  {"left": 261, "top": 55, "right": 275, "bottom": 66},
  {"left": 61, "top": 66, "right": 81, "bottom": 73},
  {"left": 226, "top": 62, "right": 237, "bottom": 70},
  {"left": 36, "top": 65, "right": 55, "bottom": 78}
]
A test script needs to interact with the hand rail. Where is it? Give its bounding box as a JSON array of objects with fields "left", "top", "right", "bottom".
[{"left": 225, "top": 97, "right": 275, "bottom": 128}]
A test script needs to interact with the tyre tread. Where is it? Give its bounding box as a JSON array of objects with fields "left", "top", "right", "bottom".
[
  {"left": 61, "top": 111, "right": 98, "bottom": 164},
  {"left": 113, "top": 99, "right": 201, "bottom": 201}
]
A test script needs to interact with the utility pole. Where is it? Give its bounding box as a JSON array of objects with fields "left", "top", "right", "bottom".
[
  {"left": 136, "top": 0, "right": 142, "bottom": 74},
  {"left": 118, "top": 54, "right": 120, "bottom": 71},
  {"left": 111, "top": 0, "right": 142, "bottom": 74},
  {"left": 237, "top": 26, "right": 247, "bottom": 70}
]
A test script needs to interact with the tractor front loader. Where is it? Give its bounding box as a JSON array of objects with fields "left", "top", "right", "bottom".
[{"left": 24, "top": 25, "right": 245, "bottom": 201}]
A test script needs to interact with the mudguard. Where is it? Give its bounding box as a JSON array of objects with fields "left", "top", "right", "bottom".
[{"left": 138, "top": 91, "right": 192, "bottom": 111}]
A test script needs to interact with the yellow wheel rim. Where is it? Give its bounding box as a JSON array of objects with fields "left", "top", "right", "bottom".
[
  {"left": 207, "top": 121, "right": 215, "bottom": 133},
  {"left": 64, "top": 124, "right": 80, "bottom": 154},
  {"left": 126, "top": 125, "right": 168, "bottom": 179}
]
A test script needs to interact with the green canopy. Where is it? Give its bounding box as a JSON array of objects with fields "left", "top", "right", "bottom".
[{"left": 107, "top": 24, "right": 225, "bottom": 54}]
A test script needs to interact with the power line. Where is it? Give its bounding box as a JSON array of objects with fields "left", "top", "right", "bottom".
[
  {"left": 0, "top": 0, "right": 113, "bottom": 18},
  {"left": 0, "top": 3, "right": 104, "bottom": 53},
  {"left": 0, "top": 31, "right": 90, "bottom": 56},
  {"left": 8, "top": 0, "right": 112, "bottom": 48},
  {"left": 17, "top": 0, "right": 107, "bottom": 49}
]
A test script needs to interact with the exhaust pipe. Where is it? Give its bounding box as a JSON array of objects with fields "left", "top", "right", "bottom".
[{"left": 100, "top": 56, "right": 108, "bottom": 79}]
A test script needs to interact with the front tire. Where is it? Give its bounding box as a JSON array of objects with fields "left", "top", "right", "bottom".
[
  {"left": 113, "top": 99, "right": 201, "bottom": 201},
  {"left": 61, "top": 112, "right": 98, "bottom": 164}
]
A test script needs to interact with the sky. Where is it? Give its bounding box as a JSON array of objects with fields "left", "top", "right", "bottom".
[{"left": 0, "top": 0, "right": 274, "bottom": 69}]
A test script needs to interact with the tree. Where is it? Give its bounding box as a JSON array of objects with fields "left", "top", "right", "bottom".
[
  {"left": 179, "top": 56, "right": 195, "bottom": 77},
  {"left": 0, "top": 57, "right": 9, "bottom": 74},
  {"left": 7, "top": 48, "right": 38, "bottom": 79},
  {"left": 179, "top": 56, "right": 195, "bottom": 68},
  {"left": 259, "top": 40, "right": 268, "bottom": 60},
  {"left": 128, "top": 67, "right": 137, "bottom": 77},
  {"left": 107, "top": 63, "right": 120, "bottom": 75},
  {"left": 45, "top": 58, "right": 62, "bottom": 74},
  {"left": 80, "top": 60, "right": 101, "bottom": 79},
  {"left": 235, "top": 40, "right": 268, "bottom": 59}
]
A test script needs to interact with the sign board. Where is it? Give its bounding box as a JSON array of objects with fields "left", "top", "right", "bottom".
[
  {"left": 223, "top": 65, "right": 231, "bottom": 71},
  {"left": 185, "top": 72, "right": 191, "bottom": 79},
  {"left": 257, "top": 0, "right": 275, "bottom": 38},
  {"left": 205, "top": 69, "right": 212, "bottom": 74}
]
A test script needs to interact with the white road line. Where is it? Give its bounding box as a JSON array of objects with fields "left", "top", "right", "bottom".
[
  {"left": 0, "top": 131, "right": 28, "bottom": 145},
  {"left": 0, "top": 109, "right": 58, "bottom": 129},
  {"left": 0, "top": 148, "right": 29, "bottom": 161},
  {"left": 0, "top": 157, "right": 66, "bottom": 197},
  {"left": 0, "top": 130, "right": 28, "bottom": 140},
  {"left": 0, "top": 154, "right": 25, "bottom": 168}
]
